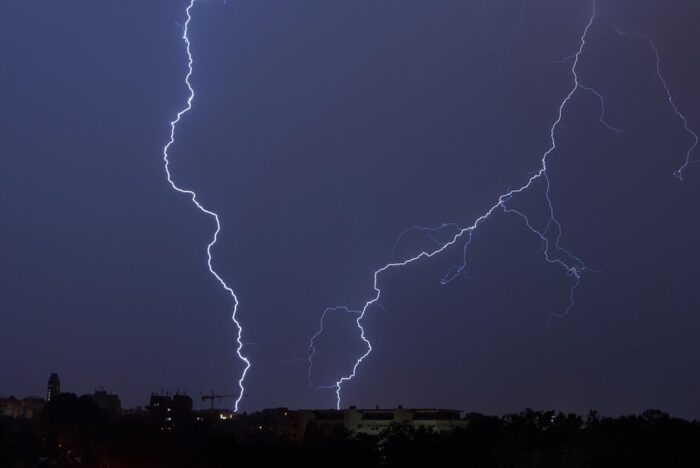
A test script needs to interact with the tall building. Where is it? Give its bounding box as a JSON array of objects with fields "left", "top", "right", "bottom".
[{"left": 47, "top": 373, "right": 60, "bottom": 402}]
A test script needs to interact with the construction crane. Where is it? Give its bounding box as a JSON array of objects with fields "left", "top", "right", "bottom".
[{"left": 201, "top": 391, "right": 237, "bottom": 411}]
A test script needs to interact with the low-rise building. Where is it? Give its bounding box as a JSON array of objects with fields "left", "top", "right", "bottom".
[
  {"left": 258, "top": 406, "right": 467, "bottom": 440},
  {"left": 0, "top": 396, "right": 45, "bottom": 418},
  {"left": 148, "top": 392, "right": 193, "bottom": 430},
  {"left": 345, "top": 406, "right": 466, "bottom": 435},
  {"left": 86, "top": 389, "right": 121, "bottom": 414}
]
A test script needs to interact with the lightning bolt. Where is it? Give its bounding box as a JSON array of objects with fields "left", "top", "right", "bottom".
[
  {"left": 162, "top": 0, "right": 250, "bottom": 412},
  {"left": 615, "top": 27, "right": 699, "bottom": 181},
  {"left": 308, "top": 0, "right": 604, "bottom": 410},
  {"left": 303, "top": 306, "right": 362, "bottom": 389}
]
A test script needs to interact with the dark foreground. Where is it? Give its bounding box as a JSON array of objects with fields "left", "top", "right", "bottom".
[{"left": 2, "top": 398, "right": 699, "bottom": 467}]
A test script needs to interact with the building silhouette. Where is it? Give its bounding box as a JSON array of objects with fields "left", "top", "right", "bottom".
[
  {"left": 47, "top": 373, "right": 60, "bottom": 402},
  {"left": 241, "top": 406, "right": 467, "bottom": 441},
  {"left": 0, "top": 396, "right": 45, "bottom": 418},
  {"left": 148, "top": 392, "right": 193, "bottom": 431},
  {"left": 86, "top": 388, "right": 121, "bottom": 414}
]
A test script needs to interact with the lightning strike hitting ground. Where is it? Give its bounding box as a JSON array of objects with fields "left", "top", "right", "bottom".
[
  {"left": 163, "top": 0, "right": 250, "bottom": 412},
  {"left": 305, "top": 1, "right": 700, "bottom": 410},
  {"left": 307, "top": 0, "right": 619, "bottom": 410},
  {"left": 162, "top": 1, "right": 697, "bottom": 412}
]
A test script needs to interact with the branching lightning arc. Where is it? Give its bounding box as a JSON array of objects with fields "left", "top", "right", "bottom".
[
  {"left": 614, "top": 27, "right": 699, "bottom": 181},
  {"left": 163, "top": 0, "right": 250, "bottom": 412},
  {"left": 163, "top": 0, "right": 697, "bottom": 411},
  {"left": 305, "top": 0, "right": 698, "bottom": 409}
]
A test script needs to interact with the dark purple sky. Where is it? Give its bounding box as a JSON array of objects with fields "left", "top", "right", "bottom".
[{"left": 2, "top": 0, "right": 700, "bottom": 417}]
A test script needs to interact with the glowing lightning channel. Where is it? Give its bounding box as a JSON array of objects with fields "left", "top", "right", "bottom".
[
  {"left": 615, "top": 27, "right": 699, "bottom": 181},
  {"left": 162, "top": 0, "right": 250, "bottom": 412},
  {"left": 304, "top": 306, "right": 361, "bottom": 388},
  {"left": 308, "top": 0, "right": 600, "bottom": 410},
  {"left": 391, "top": 223, "right": 460, "bottom": 262}
]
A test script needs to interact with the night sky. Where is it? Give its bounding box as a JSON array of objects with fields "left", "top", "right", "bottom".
[{"left": 2, "top": 0, "right": 700, "bottom": 418}]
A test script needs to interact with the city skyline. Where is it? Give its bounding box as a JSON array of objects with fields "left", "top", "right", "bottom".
[{"left": 2, "top": 0, "right": 700, "bottom": 418}]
